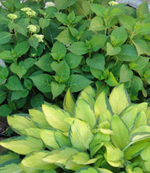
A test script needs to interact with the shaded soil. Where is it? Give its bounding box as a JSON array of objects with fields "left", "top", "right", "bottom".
[{"left": 0, "top": 117, "right": 8, "bottom": 153}]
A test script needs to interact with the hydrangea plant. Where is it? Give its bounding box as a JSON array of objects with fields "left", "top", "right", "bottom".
[
  {"left": 0, "top": 0, "right": 150, "bottom": 117},
  {"left": 0, "top": 84, "right": 150, "bottom": 172}
]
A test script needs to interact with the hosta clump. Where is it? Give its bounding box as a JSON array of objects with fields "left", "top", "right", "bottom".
[{"left": 0, "top": 84, "right": 150, "bottom": 172}]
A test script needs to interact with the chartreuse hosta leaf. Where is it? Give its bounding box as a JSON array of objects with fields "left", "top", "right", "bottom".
[
  {"left": 69, "top": 119, "right": 93, "bottom": 151},
  {"left": 109, "top": 84, "right": 131, "bottom": 115},
  {"left": 42, "top": 103, "right": 71, "bottom": 132},
  {"left": 0, "top": 136, "right": 43, "bottom": 155},
  {"left": 1, "top": 84, "right": 150, "bottom": 172}
]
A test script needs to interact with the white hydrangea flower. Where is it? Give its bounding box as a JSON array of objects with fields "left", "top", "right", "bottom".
[
  {"left": 109, "top": 1, "right": 119, "bottom": 6},
  {"left": 27, "top": 25, "right": 37, "bottom": 33},
  {"left": 33, "top": 34, "right": 44, "bottom": 42},
  {"left": 26, "top": 10, "right": 36, "bottom": 17},
  {"left": 7, "top": 13, "right": 18, "bottom": 20},
  {"left": 21, "top": 7, "right": 32, "bottom": 12},
  {"left": 45, "top": 2, "right": 55, "bottom": 8}
]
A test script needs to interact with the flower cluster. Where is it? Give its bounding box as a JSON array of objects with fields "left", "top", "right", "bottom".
[
  {"left": 21, "top": 7, "right": 36, "bottom": 17},
  {"left": 27, "top": 25, "right": 37, "bottom": 33},
  {"left": 7, "top": 13, "right": 18, "bottom": 20},
  {"left": 45, "top": 2, "right": 55, "bottom": 8},
  {"left": 33, "top": 34, "right": 44, "bottom": 42},
  {"left": 109, "top": 1, "right": 119, "bottom": 6}
]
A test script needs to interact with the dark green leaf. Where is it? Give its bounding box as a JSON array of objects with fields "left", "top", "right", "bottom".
[
  {"left": 15, "top": 18, "right": 29, "bottom": 37},
  {"left": 68, "top": 42, "right": 88, "bottom": 55},
  {"left": 14, "top": 41, "right": 30, "bottom": 58},
  {"left": 67, "top": 74, "right": 92, "bottom": 92},
  {"left": 0, "top": 32, "right": 12, "bottom": 44},
  {"left": 30, "top": 93, "right": 44, "bottom": 108},
  {"left": 0, "top": 90, "right": 6, "bottom": 104},
  {"left": 30, "top": 74, "right": 53, "bottom": 93},
  {"left": 39, "top": 18, "right": 50, "bottom": 29},
  {"left": 119, "top": 15, "right": 135, "bottom": 31},
  {"left": 28, "top": 36, "right": 39, "bottom": 50},
  {"left": 5, "top": 76, "right": 24, "bottom": 91},
  {"left": 51, "top": 82, "right": 65, "bottom": 99},
  {"left": 0, "top": 104, "right": 12, "bottom": 117},
  {"left": 120, "top": 64, "right": 133, "bottom": 83},
  {"left": 90, "top": 4, "right": 105, "bottom": 17},
  {"left": 0, "top": 51, "right": 13, "bottom": 61}
]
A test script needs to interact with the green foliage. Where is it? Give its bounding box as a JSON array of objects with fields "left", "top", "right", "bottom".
[
  {"left": 0, "top": 85, "right": 150, "bottom": 172},
  {"left": 0, "top": 0, "right": 150, "bottom": 118}
]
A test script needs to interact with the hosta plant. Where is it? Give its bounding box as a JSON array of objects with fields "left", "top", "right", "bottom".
[
  {"left": 0, "top": 84, "right": 150, "bottom": 172},
  {"left": 0, "top": 0, "right": 150, "bottom": 117}
]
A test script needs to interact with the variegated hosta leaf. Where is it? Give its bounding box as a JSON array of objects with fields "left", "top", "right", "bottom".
[
  {"left": 0, "top": 136, "right": 44, "bottom": 155},
  {"left": 94, "top": 91, "right": 112, "bottom": 117},
  {"left": 22, "top": 151, "right": 57, "bottom": 170},
  {"left": 109, "top": 84, "right": 131, "bottom": 115},
  {"left": 140, "top": 145, "right": 150, "bottom": 161},
  {"left": 29, "top": 108, "right": 50, "bottom": 128},
  {"left": 75, "top": 167, "right": 100, "bottom": 173},
  {"left": 90, "top": 133, "right": 110, "bottom": 157},
  {"left": 69, "top": 119, "right": 93, "bottom": 151},
  {"left": 40, "top": 129, "right": 60, "bottom": 150},
  {"left": 124, "top": 138, "right": 150, "bottom": 160},
  {"left": 111, "top": 115, "right": 129, "bottom": 150},
  {"left": 0, "top": 164, "right": 22, "bottom": 173},
  {"left": 7, "top": 114, "right": 37, "bottom": 135},
  {"left": 104, "top": 143, "right": 124, "bottom": 168},
  {"left": 63, "top": 89, "right": 75, "bottom": 115},
  {"left": 75, "top": 98, "right": 96, "bottom": 128},
  {"left": 43, "top": 147, "right": 78, "bottom": 165},
  {"left": 42, "top": 103, "right": 71, "bottom": 132},
  {"left": 80, "top": 91, "right": 95, "bottom": 109}
]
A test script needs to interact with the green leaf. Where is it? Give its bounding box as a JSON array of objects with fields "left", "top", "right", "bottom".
[
  {"left": 104, "top": 143, "right": 124, "bottom": 167},
  {"left": 0, "top": 136, "right": 44, "bottom": 155},
  {"left": 11, "top": 90, "right": 29, "bottom": 101},
  {"left": 43, "top": 147, "right": 78, "bottom": 165},
  {"left": 111, "top": 115, "right": 129, "bottom": 149},
  {"left": 51, "top": 81, "right": 65, "bottom": 99},
  {"left": 7, "top": 114, "right": 37, "bottom": 135},
  {"left": 56, "top": 28, "right": 76, "bottom": 45},
  {"left": 15, "top": 18, "right": 29, "bottom": 37},
  {"left": 63, "top": 89, "right": 75, "bottom": 115},
  {"left": 10, "top": 62, "right": 27, "bottom": 79},
  {"left": 120, "top": 64, "right": 133, "bottom": 83},
  {"left": 94, "top": 91, "right": 112, "bottom": 118},
  {"left": 51, "top": 60, "right": 70, "bottom": 83},
  {"left": 45, "top": 6, "right": 57, "bottom": 18},
  {"left": 0, "top": 32, "right": 12, "bottom": 44},
  {"left": 30, "top": 74, "right": 52, "bottom": 93},
  {"left": 109, "top": 84, "right": 131, "bottom": 115},
  {"left": 0, "top": 66, "right": 9, "bottom": 85},
  {"left": 90, "top": 34, "right": 107, "bottom": 52},
  {"left": 75, "top": 98, "right": 96, "bottom": 128},
  {"left": 110, "top": 26, "right": 127, "bottom": 47},
  {"left": 0, "top": 104, "right": 12, "bottom": 117},
  {"left": 29, "top": 108, "right": 50, "bottom": 128},
  {"left": 141, "top": 146, "right": 150, "bottom": 161},
  {"left": 69, "top": 119, "right": 93, "bottom": 151},
  {"left": 136, "top": 2, "right": 149, "bottom": 18},
  {"left": 86, "top": 54, "right": 105, "bottom": 71},
  {"left": 68, "top": 42, "right": 88, "bottom": 55},
  {"left": 136, "top": 23, "right": 150, "bottom": 35},
  {"left": 35, "top": 54, "right": 53, "bottom": 72},
  {"left": 0, "top": 90, "right": 6, "bottom": 104},
  {"left": 119, "top": 15, "right": 135, "bottom": 31},
  {"left": 39, "top": 18, "right": 50, "bottom": 29},
  {"left": 89, "top": 16, "right": 105, "bottom": 31},
  {"left": 14, "top": 41, "right": 30, "bottom": 58},
  {"left": 67, "top": 74, "right": 92, "bottom": 92},
  {"left": 129, "top": 57, "right": 149, "bottom": 72},
  {"left": 106, "top": 42, "right": 121, "bottom": 56},
  {"left": 28, "top": 36, "right": 39, "bottom": 50},
  {"left": 5, "top": 76, "right": 24, "bottom": 91},
  {"left": 105, "top": 72, "right": 119, "bottom": 87},
  {"left": 0, "top": 151, "right": 19, "bottom": 165},
  {"left": 0, "top": 51, "right": 13, "bottom": 61},
  {"left": 65, "top": 53, "right": 83, "bottom": 69},
  {"left": 22, "top": 151, "right": 56, "bottom": 170},
  {"left": 30, "top": 93, "right": 44, "bottom": 108},
  {"left": 118, "top": 44, "right": 138, "bottom": 62},
  {"left": 133, "top": 39, "right": 148, "bottom": 55},
  {"left": 51, "top": 41, "right": 67, "bottom": 61},
  {"left": 42, "top": 103, "right": 71, "bottom": 132},
  {"left": 55, "top": 13, "right": 68, "bottom": 25},
  {"left": 90, "top": 4, "right": 105, "bottom": 17}
]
